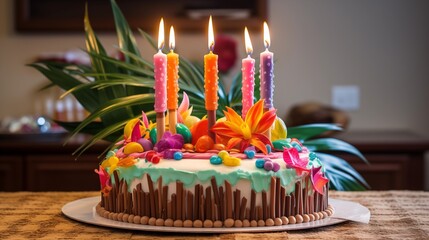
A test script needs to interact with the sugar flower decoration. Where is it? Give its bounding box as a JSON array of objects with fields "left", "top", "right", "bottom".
[
  {"left": 94, "top": 165, "right": 112, "bottom": 196},
  {"left": 311, "top": 166, "right": 329, "bottom": 194},
  {"left": 155, "top": 131, "right": 184, "bottom": 152},
  {"left": 283, "top": 147, "right": 310, "bottom": 176},
  {"left": 212, "top": 100, "right": 276, "bottom": 154}
]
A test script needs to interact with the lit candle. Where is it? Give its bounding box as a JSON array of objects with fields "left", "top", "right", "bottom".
[
  {"left": 241, "top": 27, "right": 255, "bottom": 119},
  {"left": 167, "top": 26, "right": 179, "bottom": 134},
  {"left": 154, "top": 18, "right": 167, "bottom": 141},
  {"left": 260, "top": 22, "right": 274, "bottom": 110},
  {"left": 204, "top": 16, "right": 218, "bottom": 141}
]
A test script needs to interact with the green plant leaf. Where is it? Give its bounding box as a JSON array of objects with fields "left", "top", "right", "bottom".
[
  {"left": 67, "top": 93, "right": 156, "bottom": 140},
  {"left": 110, "top": 0, "right": 141, "bottom": 62},
  {"left": 317, "top": 153, "right": 369, "bottom": 190},
  {"left": 304, "top": 138, "right": 368, "bottom": 163},
  {"left": 29, "top": 63, "right": 100, "bottom": 113},
  {"left": 288, "top": 124, "right": 343, "bottom": 141}
]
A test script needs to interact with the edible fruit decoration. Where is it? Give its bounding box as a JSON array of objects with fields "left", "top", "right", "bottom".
[
  {"left": 211, "top": 100, "right": 276, "bottom": 154},
  {"left": 195, "top": 135, "right": 214, "bottom": 153},
  {"left": 123, "top": 142, "right": 144, "bottom": 154}
]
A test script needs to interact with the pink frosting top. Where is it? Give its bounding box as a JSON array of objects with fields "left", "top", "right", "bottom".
[{"left": 154, "top": 51, "right": 167, "bottom": 112}]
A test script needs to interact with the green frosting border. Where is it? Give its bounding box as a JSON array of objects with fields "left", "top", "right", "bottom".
[{"left": 113, "top": 163, "right": 298, "bottom": 193}]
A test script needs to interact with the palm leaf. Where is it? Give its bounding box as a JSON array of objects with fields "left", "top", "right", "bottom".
[
  {"left": 304, "top": 138, "right": 368, "bottom": 163},
  {"left": 288, "top": 124, "right": 343, "bottom": 141},
  {"left": 317, "top": 153, "right": 369, "bottom": 190}
]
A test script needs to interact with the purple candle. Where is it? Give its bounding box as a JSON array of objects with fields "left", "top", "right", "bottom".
[
  {"left": 242, "top": 27, "right": 255, "bottom": 119},
  {"left": 259, "top": 22, "right": 274, "bottom": 110}
]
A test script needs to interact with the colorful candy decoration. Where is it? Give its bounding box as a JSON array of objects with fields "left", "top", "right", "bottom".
[
  {"left": 210, "top": 155, "right": 222, "bottom": 165},
  {"left": 195, "top": 135, "right": 214, "bottom": 153},
  {"left": 137, "top": 138, "right": 153, "bottom": 151},
  {"left": 176, "top": 123, "right": 192, "bottom": 143},
  {"left": 123, "top": 142, "right": 144, "bottom": 154},
  {"left": 209, "top": 150, "right": 241, "bottom": 166},
  {"left": 272, "top": 139, "right": 293, "bottom": 151},
  {"left": 270, "top": 117, "right": 287, "bottom": 141},
  {"left": 283, "top": 147, "right": 309, "bottom": 176},
  {"left": 254, "top": 158, "right": 280, "bottom": 172},
  {"left": 173, "top": 151, "right": 183, "bottom": 160},
  {"left": 150, "top": 128, "right": 157, "bottom": 144}
]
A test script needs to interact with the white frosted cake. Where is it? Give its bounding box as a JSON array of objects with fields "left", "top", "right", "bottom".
[{"left": 94, "top": 99, "right": 332, "bottom": 228}]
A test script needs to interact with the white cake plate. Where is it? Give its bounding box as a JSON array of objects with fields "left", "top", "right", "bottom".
[{"left": 62, "top": 197, "right": 368, "bottom": 233}]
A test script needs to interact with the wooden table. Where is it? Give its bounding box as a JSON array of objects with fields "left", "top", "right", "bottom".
[{"left": 1, "top": 191, "right": 428, "bottom": 239}]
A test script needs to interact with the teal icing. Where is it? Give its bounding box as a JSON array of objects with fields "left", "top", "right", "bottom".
[{"left": 112, "top": 163, "right": 298, "bottom": 194}]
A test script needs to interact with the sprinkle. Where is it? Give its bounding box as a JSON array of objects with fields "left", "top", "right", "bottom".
[
  {"left": 218, "top": 150, "right": 229, "bottom": 160},
  {"left": 151, "top": 155, "right": 161, "bottom": 164},
  {"left": 244, "top": 150, "right": 256, "bottom": 159},
  {"left": 145, "top": 150, "right": 156, "bottom": 162},
  {"left": 173, "top": 151, "right": 183, "bottom": 160},
  {"left": 272, "top": 162, "right": 280, "bottom": 172},
  {"left": 264, "top": 161, "right": 274, "bottom": 171},
  {"left": 255, "top": 159, "right": 265, "bottom": 168},
  {"left": 210, "top": 156, "right": 222, "bottom": 165}
]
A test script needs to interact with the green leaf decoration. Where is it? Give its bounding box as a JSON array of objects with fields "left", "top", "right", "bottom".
[{"left": 29, "top": 0, "right": 369, "bottom": 191}]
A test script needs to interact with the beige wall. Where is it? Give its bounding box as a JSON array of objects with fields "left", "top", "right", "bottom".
[{"left": 1, "top": 0, "right": 429, "bottom": 136}]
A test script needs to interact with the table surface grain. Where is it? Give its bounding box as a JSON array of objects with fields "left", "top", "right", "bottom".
[{"left": 0, "top": 191, "right": 428, "bottom": 239}]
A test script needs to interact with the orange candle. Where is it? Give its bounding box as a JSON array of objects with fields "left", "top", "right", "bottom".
[
  {"left": 167, "top": 26, "right": 179, "bottom": 133},
  {"left": 204, "top": 16, "right": 218, "bottom": 141},
  {"left": 167, "top": 26, "right": 179, "bottom": 110},
  {"left": 204, "top": 16, "right": 219, "bottom": 111}
]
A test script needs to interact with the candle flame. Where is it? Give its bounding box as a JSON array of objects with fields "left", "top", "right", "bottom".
[
  {"left": 244, "top": 27, "right": 253, "bottom": 56},
  {"left": 208, "top": 15, "right": 215, "bottom": 52},
  {"left": 263, "top": 21, "right": 270, "bottom": 49},
  {"left": 158, "top": 18, "right": 165, "bottom": 50},
  {"left": 169, "top": 26, "right": 175, "bottom": 50}
]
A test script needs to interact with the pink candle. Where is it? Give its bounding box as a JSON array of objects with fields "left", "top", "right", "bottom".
[
  {"left": 241, "top": 27, "right": 255, "bottom": 119},
  {"left": 154, "top": 18, "right": 167, "bottom": 141},
  {"left": 259, "top": 22, "right": 274, "bottom": 110}
]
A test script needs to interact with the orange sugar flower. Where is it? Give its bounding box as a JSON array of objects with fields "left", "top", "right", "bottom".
[{"left": 212, "top": 100, "right": 276, "bottom": 154}]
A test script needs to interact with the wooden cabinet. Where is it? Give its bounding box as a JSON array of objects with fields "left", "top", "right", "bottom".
[
  {"left": 0, "top": 133, "right": 105, "bottom": 191},
  {"left": 0, "top": 155, "right": 23, "bottom": 191},
  {"left": 16, "top": 0, "right": 267, "bottom": 32},
  {"left": 337, "top": 130, "right": 429, "bottom": 190},
  {"left": 0, "top": 130, "right": 428, "bottom": 191}
]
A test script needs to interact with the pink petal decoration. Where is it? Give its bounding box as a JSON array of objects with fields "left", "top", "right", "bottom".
[
  {"left": 283, "top": 147, "right": 310, "bottom": 176},
  {"left": 141, "top": 111, "right": 149, "bottom": 128},
  {"left": 131, "top": 121, "right": 141, "bottom": 142},
  {"left": 178, "top": 92, "right": 189, "bottom": 114},
  {"left": 311, "top": 166, "right": 329, "bottom": 195},
  {"left": 94, "top": 165, "right": 111, "bottom": 189}
]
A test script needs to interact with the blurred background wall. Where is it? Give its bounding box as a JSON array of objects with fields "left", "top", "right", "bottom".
[{"left": 1, "top": 0, "right": 428, "bottom": 136}]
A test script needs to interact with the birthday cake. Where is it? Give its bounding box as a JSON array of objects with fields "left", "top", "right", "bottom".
[{"left": 94, "top": 19, "right": 333, "bottom": 228}]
